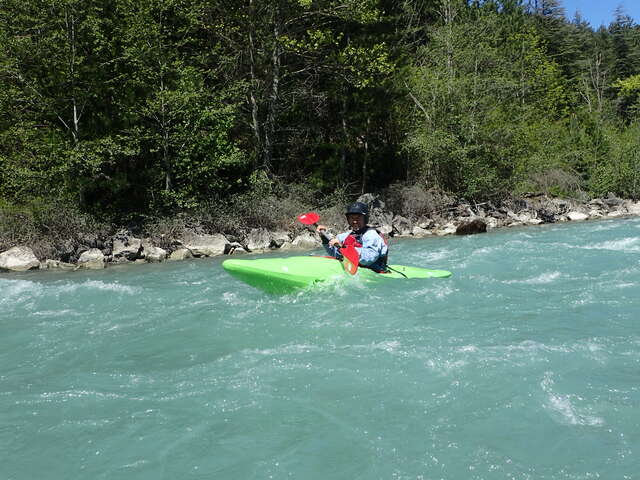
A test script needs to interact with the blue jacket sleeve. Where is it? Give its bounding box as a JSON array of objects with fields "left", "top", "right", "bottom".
[{"left": 356, "top": 230, "right": 388, "bottom": 266}]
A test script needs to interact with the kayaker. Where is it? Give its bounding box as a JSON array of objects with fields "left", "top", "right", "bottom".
[{"left": 317, "top": 202, "right": 389, "bottom": 272}]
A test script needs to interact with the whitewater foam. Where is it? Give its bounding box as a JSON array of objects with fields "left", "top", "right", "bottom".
[
  {"left": 0, "top": 279, "right": 41, "bottom": 306},
  {"left": 59, "top": 280, "right": 141, "bottom": 295},
  {"left": 505, "top": 272, "right": 561, "bottom": 284},
  {"left": 540, "top": 373, "right": 604, "bottom": 427},
  {"left": 584, "top": 237, "right": 640, "bottom": 253}
]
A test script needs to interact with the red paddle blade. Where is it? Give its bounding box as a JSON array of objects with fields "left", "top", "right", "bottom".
[
  {"left": 340, "top": 245, "right": 360, "bottom": 275},
  {"left": 297, "top": 212, "right": 320, "bottom": 225}
]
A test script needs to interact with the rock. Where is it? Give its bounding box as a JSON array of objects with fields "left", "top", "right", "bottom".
[
  {"left": 290, "top": 231, "right": 320, "bottom": 249},
  {"left": 111, "top": 256, "right": 131, "bottom": 264},
  {"left": 168, "top": 248, "right": 193, "bottom": 261},
  {"left": 370, "top": 210, "right": 393, "bottom": 230},
  {"left": 626, "top": 201, "right": 640, "bottom": 215},
  {"left": 56, "top": 239, "right": 78, "bottom": 263},
  {"left": 0, "top": 246, "right": 40, "bottom": 272},
  {"left": 485, "top": 217, "right": 500, "bottom": 229},
  {"left": 567, "top": 211, "right": 588, "bottom": 221},
  {"left": 507, "top": 210, "right": 536, "bottom": 224},
  {"left": 357, "top": 193, "right": 385, "bottom": 210},
  {"left": 112, "top": 236, "right": 142, "bottom": 260},
  {"left": 140, "top": 239, "right": 167, "bottom": 262},
  {"left": 42, "top": 259, "right": 76, "bottom": 270},
  {"left": 377, "top": 224, "right": 394, "bottom": 237},
  {"left": 225, "top": 242, "right": 248, "bottom": 255},
  {"left": 536, "top": 208, "right": 556, "bottom": 223},
  {"left": 455, "top": 218, "right": 487, "bottom": 235},
  {"left": 551, "top": 198, "right": 571, "bottom": 213},
  {"left": 412, "top": 226, "right": 432, "bottom": 236},
  {"left": 360, "top": 194, "right": 392, "bottom": 230},
  {"left": 392, "top": 215, "right": 413, "bottom": 236},
  {"left": 77, "top": 248, "right": 105, "bottom": 269},
  {"left": 505, "top": 210, "right": 520, "bottom": 221},
  {"left": 280, "top": 231, "right": 320, "bottom": 250},
  {"left": 182, "top": 233, "right": 229, "bottom": 257},
  {"left": 436, "top": 223, "right": 457, "bottom": 236},
  {"left": 527, "top": 218, "right": 544, "bottom": 225},
  {"left": 604, "top": 195, "right": 623, "bottom": 207},
  {"left": 269, "top": 231, "right": 291, "bottom": 249},
  {"left": 416, "top": 218, "right": 435, "bottom": 229},
  {"left": 144, "top": 245, "right": 167, "bottom": 262},
  {"left": 246, "top": 228, "right": 272, "bottom": 252},
  {"left": 588, "top": 198, "right": 607, "bottom": 209},
  {"left": 607, "top": 210, "right": 626, "bottom": 218}
]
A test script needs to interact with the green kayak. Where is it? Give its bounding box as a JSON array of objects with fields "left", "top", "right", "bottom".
[{"left": 222, "top": 255, "right": 452, "bottom": 294}]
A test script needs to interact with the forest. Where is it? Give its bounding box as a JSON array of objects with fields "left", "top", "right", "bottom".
[{"left": 2, "top": 0, "right": 640, "bottom": 232}]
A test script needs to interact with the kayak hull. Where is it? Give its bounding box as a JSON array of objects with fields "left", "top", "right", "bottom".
[{"left": 222, "top": 256, "right": 451, "bottom": 294}]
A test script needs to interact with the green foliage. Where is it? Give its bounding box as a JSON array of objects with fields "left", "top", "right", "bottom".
[
  {"left": 402, "top": 7, "right": 571, "bottom": 199},
  {"left": 3, "top": 0, "right": 640, "bottom": 234},
  {"left": 588, "top": 123, "right": 640, "bottom": 199}
]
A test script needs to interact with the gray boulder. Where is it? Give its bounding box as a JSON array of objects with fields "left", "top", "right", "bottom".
[
  {"left": 77, "top": 248, "right": 105, "bottom": 269},
  {"left": 283, "top": 231, "right": 320, "bottom": 250},
  {"left": 604, "top": 195, "right": 623, "bottom": 207},
  {"left": 357, "top": 193, "right": 386, "bottom": 210},
  {"left": 144, "top": 245, "right": 167, "bottom": 262},
  {"left": 436, "top": 223, "right": 457, "bottom": 236},
  {"left": 627, "top": 201, "right": 640, "bottom": 215},
  {"left": 607, "top": 210, "right": 626, "bottom": 218},
  {"left": 567, "top": 211, "right": 588, "bottom": 221},
  {"left": 112, "top": 235, "right": 142, "bottom": 260},
  {"left": 182, "top": 233, "right": 229, "bottom": 257},
  {"left": 168, "top": 248, "right": 193, "bottom": 261},
  {"left": 42, "top": 259, "right": 76, "bottom": 270},
  {"left": 269, "top": 231, "right": 291, "bottom": 249},
  {"left": 140, "top": 239, "right": 167, "bottom": 262},
  {"left": 392, "top": 215, "right": 413, "bottom": 236},
  {"left": 225, "top": 242, "right": 248, "bottom": 255},
  {"left": 246, "top": 228, "right": 272, "bottom": 252},
  {"left": 0, "top": 246, "right": 40, "bottom": 272}
]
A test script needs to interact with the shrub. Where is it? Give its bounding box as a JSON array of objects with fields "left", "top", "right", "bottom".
[{"left": 0, "top": 199, "right": 110, "bottom": 259}]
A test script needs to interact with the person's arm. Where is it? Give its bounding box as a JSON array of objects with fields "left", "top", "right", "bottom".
[
  {"left": 317, "top": 227, "right": 345, "bottom": 258},
  {"left": 356, "top": 231, "right": 385, "bottom": 266}
]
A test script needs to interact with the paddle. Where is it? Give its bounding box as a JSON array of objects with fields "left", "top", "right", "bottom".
[
  {"left": 297, "top": 212, "right": 331, "bottom": 243},
  {"left": 297, "top": 212, "right": 360, "bottom": 275},
  {"left": 340, "top": 243, "right": 360, "bottom": 275}
]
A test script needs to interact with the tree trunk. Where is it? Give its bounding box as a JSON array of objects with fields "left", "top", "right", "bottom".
[
  {"left": 248, "top": 0, "right": 261, "bottom": 167},
  {"left": 263, "top": 5, "right": 281, "bottom": 171},
  {"left": 361, "top": 117, "right": 370, "bottom": 195},
  {"left": 340, "top": 96, "right": 348, "bottom": 186},
  {"left": 64, "top": 5, "right": 80, "bottom": 144},
  {"left": 160, "top": 77, "right": 172, "bottom": 191}
]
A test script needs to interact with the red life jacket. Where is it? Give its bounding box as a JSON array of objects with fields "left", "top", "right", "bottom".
[{"left": 342, "top": 228, "right": 389, "bottom": 270}]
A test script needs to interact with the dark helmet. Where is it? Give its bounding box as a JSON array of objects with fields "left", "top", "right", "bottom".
[{"left": 345, "top": 202, "right": 369, "bottom": 223}]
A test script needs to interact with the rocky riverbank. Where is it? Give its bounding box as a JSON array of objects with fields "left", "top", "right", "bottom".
[{"left": 1, "top": 192, "right": 639, "bottom": 273}]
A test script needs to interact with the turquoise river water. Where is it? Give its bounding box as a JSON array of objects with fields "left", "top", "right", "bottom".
[{"left": 2, "top": 218, "right": 639, "bottom": 479}]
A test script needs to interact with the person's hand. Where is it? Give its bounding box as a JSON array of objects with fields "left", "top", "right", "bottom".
[{"left": 328, "top": 238, "right": 342, "bottom": 248}]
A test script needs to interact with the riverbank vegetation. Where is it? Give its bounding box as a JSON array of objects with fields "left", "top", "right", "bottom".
[{"left": 2, "top": 0, "right": 640, "bottom": 245}]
